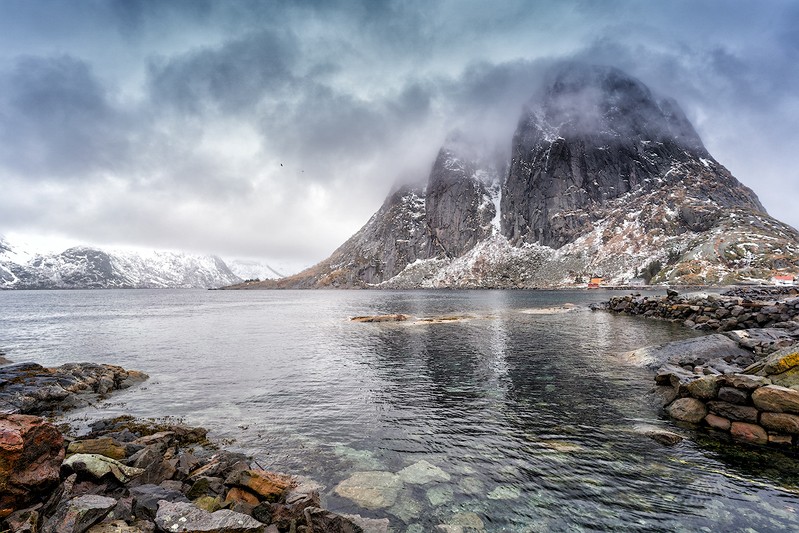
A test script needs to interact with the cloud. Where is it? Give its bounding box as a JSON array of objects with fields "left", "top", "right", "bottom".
[
  {"left": 0, "top": 55, "right": 132, "bottom": 179},
  {"left": 0, "top": 0, "right": 797, "bottom": 266}
]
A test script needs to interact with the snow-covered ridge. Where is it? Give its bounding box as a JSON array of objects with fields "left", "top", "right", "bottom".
[{"left": 0, "top": 237, "right": 242, "bottom": 289}]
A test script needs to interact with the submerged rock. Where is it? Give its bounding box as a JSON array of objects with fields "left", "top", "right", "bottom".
[
  {"left": 334, "top": 471, "right": 403, "bottom": 510},
  {"left": 397, "top": 460, "right": 451, "bottom": 485}
]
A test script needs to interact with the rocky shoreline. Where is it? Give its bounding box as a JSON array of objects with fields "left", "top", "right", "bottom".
[
  {"left": 596, "top": 287, "right": 799, "bottom": 449},
  {"left": 1, "top": 359, "right": 387, "bottom": 533}
]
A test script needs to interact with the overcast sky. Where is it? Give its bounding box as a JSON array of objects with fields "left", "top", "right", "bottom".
[{"left": 1, "top": 0, "right": 797, "bottom": 271}]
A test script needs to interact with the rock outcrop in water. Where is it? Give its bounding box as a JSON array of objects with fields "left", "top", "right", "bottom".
[
  {"left": 0, "top": 361, "right": 148, "bottom": 415},
  {"left": 229, "top": 63, "right": 799, "bottom": 289}
]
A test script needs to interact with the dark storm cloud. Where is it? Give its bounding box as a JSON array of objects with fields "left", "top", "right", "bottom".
[
  {"left": 147, "top": 30, "right": 297, "bottom": 115},
  {"left": 0, "top": 55, "right": 130, "bottom": 179}
]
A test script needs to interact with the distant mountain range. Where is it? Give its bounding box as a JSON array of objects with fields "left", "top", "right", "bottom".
[
  {"left": 0, "top": 239, "right": 246, "bottom": 289},
  {"left": 232, "top": 63, "right": 799, "bottom": 289}
]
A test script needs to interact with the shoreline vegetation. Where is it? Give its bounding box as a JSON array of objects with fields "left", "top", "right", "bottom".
[{"left": 2, "top": 285, "right": 799, "bottom": 532}]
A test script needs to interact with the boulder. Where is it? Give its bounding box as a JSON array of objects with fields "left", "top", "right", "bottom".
[
  {"left": 650, "top": 385, "right": 678, "bottom": 407},
  {"left": 264, "top": 489, "right": 321, "bottom": 530},
  {"left": 130, "top": 484, "right": 188, "bottom": 522},
  {"left": 42, "top": 495, "right": 117, "bottom": 533},
  {"left": 225, "top": 487, "right": 260, "bottom": 506},
  {"left": 654, "top": 364, "right": 696, "bottom": 388},
  {"left": 723, "top": 374, "right": 771, "bottom": 390},
  {"left": 62, "top": 454, "right": 144, "bottom": 484},
  {"left": 749, "top": 346, "right": 799, "bottom": 375},
  {"left": 128, "top": 446, "right": 176, "bottom": 485},
  {"left": 704, "top": 414, "right": 731, "bottom": 431},
  {"left": 224, "top": 470, "right": 294, "bottom": 503},
  {"left": 0, "top": 414, "right": 64, "bottom": 518},
  {"left": 760, "top": 412, "right": 799, "bottom": 435},
  {"left": 683, "top": 375, "right": 722, "bottom": 400},
  {"left": 3, "top": 506, "right": 40, "bottom": 532},
  {"left": 303, "top": 507, "right": 364, "bottom": 533},
  {"left": 640, "top": 428, "right": 684, "bottom": 446},
  {"left": 730, "top": 422, "right": 768, "bottom": 445},
  {"left": 751, "top": 385, "right": 799, "bottom": 414},
  {"left": 768, "top": 434, "right": 794, "bottom": 446},
  {"left": 154, "top": 500, "right": 265, "bottom": 533},
  {"left": 706, "top": 401, "right": 759, "bottom": 423},
  {"left": 67, "top": 438, "right": 127, "bottom": 461},
  {"left": 188, "top": 452, "right": 249, "bottom": 481},
  {"left": 187, "top": 476, "right": 226, "bottom": 500},
  {"left": 86, "top": 519, "right": 154, "bottom": 532},
  {"left": 717, "top": 387, "right": 748, "bottom": 405},
  {"left": 667, "top": 398, "right": 707, "bottom": 423}
]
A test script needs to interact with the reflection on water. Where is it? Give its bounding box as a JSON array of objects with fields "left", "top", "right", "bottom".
[{"left": 2, "top": 289, "right": 799, "bottom": 531}]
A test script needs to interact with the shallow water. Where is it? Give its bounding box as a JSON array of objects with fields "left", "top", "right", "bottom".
[{"left": 2, "top": 289, "right": 799, "bottom": 531}]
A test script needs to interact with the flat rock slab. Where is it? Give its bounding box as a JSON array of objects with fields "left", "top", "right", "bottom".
[
  {"left": 621, "top": 334, "right": 750, "bottom": 370},
  {"left": 155, "top": 501, "right": 265, "bottom": 533},
  {"left": 334, "top": 471, "right": 403, "bottom": 510},
  {"left": 350, "top": 315, "right": 408, "bottom": 323},
  {"left": 0, "top": 362, "right": 148, "bottom": 415}
]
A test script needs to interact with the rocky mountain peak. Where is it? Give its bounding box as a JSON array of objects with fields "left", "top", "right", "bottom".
[
  {"left": 532, "top": 64, "right": 707, "bottom": 154},
  {"left": 502, "top": 63, "right": 765, "bottom": 249},
  {"left": 232, "top": 64, "right": 797, "bottom": 290}
]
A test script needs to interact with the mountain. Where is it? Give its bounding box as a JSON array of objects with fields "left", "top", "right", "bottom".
[
  {"left": 232, "top": 64, "right": 799, "bottom": 289},
  {"left": 0, "top": 238, "right": 242, "bottom": 289}
]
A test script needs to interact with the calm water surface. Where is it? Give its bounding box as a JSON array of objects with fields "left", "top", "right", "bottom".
[{"left": 2, "top": 289, "right": 799, "bottom": 532}]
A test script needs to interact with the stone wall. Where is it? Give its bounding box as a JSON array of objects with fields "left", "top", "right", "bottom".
[
  {"left": 601, "top": 289, "right": 799, "bottom": 333},
  {"left": 656, "top": 346, "right": 799, "bottom": 447}
]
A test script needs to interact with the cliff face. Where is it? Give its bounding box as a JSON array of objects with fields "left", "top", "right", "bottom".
[
  {"left": 261, "top": 145, "right": 503, "bottom": 288},
  {"left": 232, "top": 64, "right": 798, "bottom": 289},
  {"left": 501, "top": 65, "right": 764, "bottom": 249}
]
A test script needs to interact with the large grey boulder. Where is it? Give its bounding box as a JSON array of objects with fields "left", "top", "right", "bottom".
[
  {"left": 43, "top": 495, "right": 117, "bottom": 533},
  {"left": 623, "top": 334, "right": 751, "bottom": 370},
  {"left": 154, "top": 500, "right": 265, "bottom": 533}
]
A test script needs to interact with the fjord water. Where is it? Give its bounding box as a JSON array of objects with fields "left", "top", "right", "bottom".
[{"left": 2, "top": 290, "right": 799, "bottom": 531}]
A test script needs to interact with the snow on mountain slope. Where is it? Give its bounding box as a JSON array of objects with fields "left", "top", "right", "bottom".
[{"left": 0, "top": 238, "right": 242, "bottom": 289}]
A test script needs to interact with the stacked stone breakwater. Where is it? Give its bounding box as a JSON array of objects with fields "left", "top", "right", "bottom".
[
  {"left": 656, "top": 345, "right": 799, "bottom": 447},
  {"left": 598, "top": 288, "right": 799, "bottom": 333},
  {"left": 600, "top": 287, "right": 799, "bottom": 449}
]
